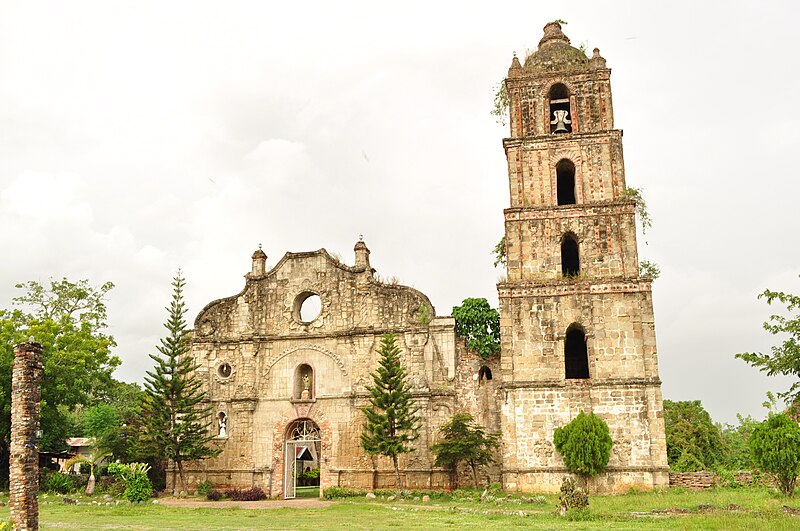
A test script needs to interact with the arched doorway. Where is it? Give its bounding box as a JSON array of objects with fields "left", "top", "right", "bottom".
[{"left": 284, "top": 419, "right": 321, "bottom": 499}]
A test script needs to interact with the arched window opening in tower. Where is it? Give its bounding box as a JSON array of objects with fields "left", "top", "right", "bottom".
[
  {"left": 564, "top": 324, "right": 590, "bottom": 379},
  {"left": 478, "top": 366, "right": 493, "bottom": 383},
  {"left": 556, "top": 159, "right": 576, "bottom": 205},
  {"left": 549, "top": 83, "right": 572, "bottom": 134},
  {"left": 561, "top": 233, "right": 580, "bottom": 277}
]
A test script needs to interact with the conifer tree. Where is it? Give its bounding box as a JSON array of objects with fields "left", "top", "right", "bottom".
[
  {"left": 361, "top": 334, "right": 420, "bottom": 490},
  {"left": 139, "top": 270, "right": 219, "bottom": 494},
  {"left": 553, "top": 411, "right": 613, "bottom": 485}
]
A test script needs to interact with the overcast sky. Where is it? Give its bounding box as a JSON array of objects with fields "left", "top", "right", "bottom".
[{"left": 1, "top": 1, "right": 798, "bottom": 424}]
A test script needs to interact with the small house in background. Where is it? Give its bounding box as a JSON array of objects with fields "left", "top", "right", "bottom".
[{"left": 63, "top": 437, "right": 96, "bottom": 472}]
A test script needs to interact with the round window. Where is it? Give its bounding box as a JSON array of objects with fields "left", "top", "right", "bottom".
[
  {"left": 218, "top": 362, "right": 232, "bottom": 378},
  {"left": 294, "top": 292, "right": 321, "bottom": 323}
]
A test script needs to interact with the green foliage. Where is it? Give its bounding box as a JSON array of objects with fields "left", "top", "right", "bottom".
[
  {"left": 415, "top": 304, "right": 431, "bottom": 326},
  {"left": 719, "top": 414, "right": 759, "bottom": 470},
  {"left": 553, "top": 412, "right": 612, "bottom": 478},
  {"left": 124, "top": 473, "right": 153, "bottom": 503},
  {"left": 41, "top": 471, "right": 75, "bottom": 494},
  {"left": 621, "top": 186, "right": 652, "bottom": 235},
  {"left": 492, "top": 236, "right": 506, "bottom": 268},
  {"left": 196, "top": 480, "right": 213, "bottom": 496},
  {"left": 452, "top": 298, "right": 500, "bottom": 360},
  {"left": 736, "top": 287, "right": 800, "bottom": 405},
  {"left": 430, "top": 413, "right": 500, "bottom": 488},
  {"left": 663, "top": 400, "right": 723, "bottom": 471},
  {"left": 490, "top": 81, "right": 509, "bottom": 126},
  {"left": 106, "top": 462, "right": 153, "bottom": 502},
  {"left": 322, "top": 486, "right": 365, "bottom": 499},
  {"left": 558, "top": 476, "right": 589, "bottom": 516},
  {"left": 361, "top": 334, "right": 420, "bottom": 489},
  {"left": 639, "top": 260, "right": 661, "bottom": 280},
  {"left": 138, "top": 270, "right": 220, "bottom": 493},
  {"left": 0, "top": 277, "right": 120, "bottom": 482},
  {"left": 749, "top": 412, "right": 800, "bottom": 496}
]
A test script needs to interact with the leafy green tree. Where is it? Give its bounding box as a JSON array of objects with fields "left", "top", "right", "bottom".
[
  {"left": 0, "top": 278, "right": 119, "bottom": 480},
  {"left": 749, "top": 412, "right": 800, "bottom": 496},
  {"left": 361, "top": 334, "right": 420, "bottom": 490},
  {"left": 663, "top": 400, "right": 723, "bottom": 471},
  {"left": 553, "top": 411, "right": 612, "bottom": 481},
  {"left": 452, "top": 298, "right": 500, "bottom": 359},
  {"left": 736, "top": 287, "right": 800, "bottom": 405},
  {"left": 430, "top": 412, "right": 500, "bottom": 488},
  {"left": 138, "top": 270, "right": 219, "bottom": 494},
  {"left": 719, "top": 414, "right": 759, "bottom": 471}
]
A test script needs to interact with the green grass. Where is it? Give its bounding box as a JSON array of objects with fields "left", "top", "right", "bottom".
[
  {"left": 0, "top": 487, "right": 798, "bottom": 530},
  {"left": 295, "top": 486, "right": 320, "bottom": 498}
]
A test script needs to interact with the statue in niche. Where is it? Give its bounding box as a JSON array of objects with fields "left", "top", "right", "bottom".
[
  {"left": 218, "top": 412, "right": 227, "bottom": 437},
  {"left": 301, "top": 371, "right": 312, "bottom": 399}
]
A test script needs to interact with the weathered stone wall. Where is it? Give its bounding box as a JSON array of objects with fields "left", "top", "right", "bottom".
[
  {"left": 178, "top": 244, "right": 466, "bottom": 495},
  {"left": 10, "top": 341, "right": 43, "bottom": 530},
  {"left": 504, "top": 204, "right": 639, "bottom": 281}
]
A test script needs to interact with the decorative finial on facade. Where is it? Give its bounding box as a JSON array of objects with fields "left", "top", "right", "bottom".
[
  {"left": 590, "top": 47, "right": 607, "bottom": 69},
  {"left": 354, "top": 237, "right": 371, "bottom": 272},
  {"left": 509, "top": 53, "right": 522, "bottom": 76},
  {"left": 251, "top": 245, "right": 267, "bottom": 277}
]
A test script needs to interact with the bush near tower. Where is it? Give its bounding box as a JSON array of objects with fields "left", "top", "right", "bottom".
[{"left": 553, "top": 411, "right": 613, "bottom": 479}]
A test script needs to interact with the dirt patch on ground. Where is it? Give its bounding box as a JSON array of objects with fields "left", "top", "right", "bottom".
[{"left": 157, "top": 497, "right": 333, "bottom": 509}]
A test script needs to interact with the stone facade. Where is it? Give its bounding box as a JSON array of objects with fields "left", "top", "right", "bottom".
[
  {"left": 178, "top": 22, "right": 667, "bottom": 496},
  {"left": 176, "top": 243, "right": 500, "bottom": 495},
  {"left": 498, "top": 22, "right": 668, "bottom": 493}
]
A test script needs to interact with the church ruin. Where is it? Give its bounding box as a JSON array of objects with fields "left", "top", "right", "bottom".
[{"left": 177, "top": 21, "right": 668, "bottom": 495}]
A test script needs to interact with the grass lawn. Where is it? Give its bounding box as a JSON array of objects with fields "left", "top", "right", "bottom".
[{"left": 0, "top": 487, "right": 797, "bottom": 530}]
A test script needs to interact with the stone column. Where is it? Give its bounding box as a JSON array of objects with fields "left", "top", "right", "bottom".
[{"left": 10, "top": 341, "right": 44, "bottom": 531}]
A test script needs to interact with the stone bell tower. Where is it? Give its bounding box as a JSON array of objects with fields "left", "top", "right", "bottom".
[{"left": 497, "top": 22, "right": 668, "bottom": 492}]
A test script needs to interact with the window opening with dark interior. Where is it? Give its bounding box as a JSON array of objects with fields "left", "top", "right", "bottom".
[
  {"left": 564, "top": 324, "right": 590, "bottom": 379},
  {"left": 556, "top": 159, "right": 576, "bottom": 205},
  {"left": 549, "top": 83, "right": 572, "bottom": 134},
  {"left": 294, "top": 364, "right": 314, "bottom": 400},
  {"left": 561, "top": 233, "right": 580, "bottom": 277},
  {"left": 478, "top": 366, "right": 493, "bottom": 383}
]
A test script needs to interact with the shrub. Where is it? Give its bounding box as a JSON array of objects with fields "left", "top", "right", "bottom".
[
  {"left": 41, "top": 472, "right": 74, "bottom": 494},
  {"left": 749, "top": 412, "right": 800, "bottom": 496},
  {"left": 224, "top": 487, "right": 266, "bottom": 501},
  {"left": 557, "top": 476, "right": 589, "bottom": 516},
  {"left": 197, "top": 480, "right": 213, "bottom": 496},
  {"left": 322, "top": 487, "right": 365, "bottom": 499},
  {"left": 124, "top": 474, "right": 153, "bottom": 503},
  {"left": 553, "top": 411, "right": 612, "bottom": 479},
  {"left": 207, "top": 489, "right": 222, "bottom": 501}
]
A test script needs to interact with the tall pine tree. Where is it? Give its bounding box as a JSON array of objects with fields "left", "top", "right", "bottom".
[
  {"left": 139, "top": 270, "right": 219, "bottom": 494},
  {"left": 361, "top": 334, "right": 420, "bottom": 490}
]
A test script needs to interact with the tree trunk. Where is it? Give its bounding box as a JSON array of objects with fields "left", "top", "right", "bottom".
[
  {"left": 85, "top": 465, "right": 96, "bottom": 496},
  {"left": 470, "top": 462, "right": 478, "bottom": 488},
  {"left": 177, "top": 460, "right": 187, "bottom": 495},
  {"left": 392, "top": 455, "right": 402, "bottom": 493}
]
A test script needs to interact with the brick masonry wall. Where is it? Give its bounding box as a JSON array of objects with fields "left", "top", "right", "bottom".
[{"left": 10, "top": 341, "right": 43, "bottom": 530}]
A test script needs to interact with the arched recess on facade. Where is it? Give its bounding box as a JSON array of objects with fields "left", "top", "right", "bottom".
[
  {"left": 556, "top": 159, "right": 577, "bottom": 205},
  {"left": 294, "top": 363, "right": 314, "bottom": 400},
  {"left": 564, "top": 323, "right": 590, "bottom": 379},
  {"left": 561, "top": 232, "right": 580, "bottom": 277},
  {"left": 283, "top": 418, "right": 321, "bottom": 499},
  {"left": 549, "top": 83, "right": 573, "bottom": 134}
]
